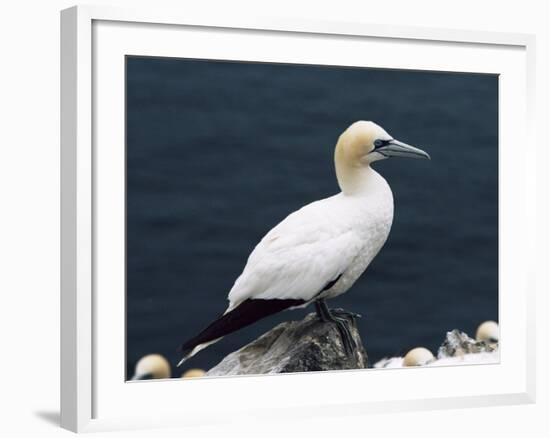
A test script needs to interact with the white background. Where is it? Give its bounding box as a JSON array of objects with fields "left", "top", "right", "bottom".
[{"left": 0, "top": 0, "right": 547, "bottom": 437}]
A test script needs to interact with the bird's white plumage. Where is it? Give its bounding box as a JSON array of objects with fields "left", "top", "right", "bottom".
[
  {"left": 227, "top": 166, "right": 394, "bottom": 310},
  {"left": 178, "top": 121, "right": 430, "bottom": 365}
]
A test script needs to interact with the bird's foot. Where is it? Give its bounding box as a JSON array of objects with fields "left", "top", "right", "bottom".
[
  {"left": 331, "top": 315, "right": 357, "bottom": 356},
  {"left": 314, "top": 300, "right": 358, "bottom": 357},
  {"left": 331, "top": 308, "right": 362, "bottom": 321}
]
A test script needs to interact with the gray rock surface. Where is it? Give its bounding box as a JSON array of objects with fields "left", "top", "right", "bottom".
[
  {"left": 207, "top": 311, "right": 368, "bottom": 376},
  {"left": 437, "top": 329, "right": 498, "bottom": 359}
]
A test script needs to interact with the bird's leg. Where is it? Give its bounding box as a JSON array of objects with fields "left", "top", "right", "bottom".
[
  {"left": 315, "top": 299, "right": 357, "bottom": 356},
  {"left": 315, "top": 299, "right": 332, "bottom": 322}
]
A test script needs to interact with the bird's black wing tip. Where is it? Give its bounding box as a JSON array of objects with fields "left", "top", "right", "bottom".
[{"left": 175, "top": 298, "right": 307, "bottom": 364}]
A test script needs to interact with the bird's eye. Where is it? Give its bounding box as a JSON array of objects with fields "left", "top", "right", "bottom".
[{"left": 374, "top": 139, "right": 384, "bottom": 148}]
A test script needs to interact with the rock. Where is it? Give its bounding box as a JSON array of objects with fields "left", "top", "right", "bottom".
[
  {"left": 429, "top": 351, "right": 499, "bottom": 366},
  {"left": 437, "top": 329, "right": 498, "bottom": 359},
  {"left": 207, "top": 311, "right": 368, "bottom": 376}
]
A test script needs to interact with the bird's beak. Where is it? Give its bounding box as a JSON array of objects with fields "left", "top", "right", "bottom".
[{"left": 376, "top": 139, "right": 431, "bottom": 160}]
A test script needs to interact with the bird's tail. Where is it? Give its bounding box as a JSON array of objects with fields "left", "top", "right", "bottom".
[
  {"left": 177, "top": 338, "right": 222, "bottom": 367},
  {"left": 177, "top": 298, "right": 305, "bottom": 367}
]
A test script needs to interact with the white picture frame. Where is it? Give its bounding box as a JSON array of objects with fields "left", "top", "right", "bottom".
[{"left": 60, "top": 4, "right": 536, "bottom": 433}]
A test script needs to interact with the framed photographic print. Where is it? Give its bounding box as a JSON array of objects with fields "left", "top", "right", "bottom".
[{"left": 61, "top": 4, "right": 536, "bottom": 432}]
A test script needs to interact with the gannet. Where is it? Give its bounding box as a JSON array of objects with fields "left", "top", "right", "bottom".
[
  {"left": 131, "top": 354, "right": 171, "bottom": 380},
  {"left": 181, "top": 368, "right": 207, "bottom": 378},
  {"left": 374, "top": 346, "right": 435, "bottom": 368},
  {"left": 476, "top": 320, "right": 499, "bottom": 343},
  {"left": 178, "top": 121, "right": 430, "bottom": 366},
  {"left": 403, "top": 347, "right": 435, "bottom": 366}
]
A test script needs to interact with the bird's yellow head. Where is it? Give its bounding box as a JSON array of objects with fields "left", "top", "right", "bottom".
[
  {"left": 335, "top": 121, "right": 430, "bottom": 166},
  {"left": 476, "top": 320, "right": 499, "bottom": 343},
  {"left": 131, "top": 354, "right": 171, "bottom": 380},
  {"left": 335, "top": 121, "right": 430, "bottom": 193}
]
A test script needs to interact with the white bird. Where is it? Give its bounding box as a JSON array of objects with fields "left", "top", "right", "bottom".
[
  {"left": 403, "top": 347, "right": 435, "bottom": 366},
  {"left": 374, "top": 346, "right": 434, "bottom": 369},
  {"left": 476, "top": 320, "right": 499, "bottom": 343},
  {"left": 178, "top": 121, "right": 430, "bottom": 366},
  {"left": 131, "top": 354, "right": 171, "bottom": 380},
  {"left": 181, "top": 368, "right": 206, "bottom": 378}
]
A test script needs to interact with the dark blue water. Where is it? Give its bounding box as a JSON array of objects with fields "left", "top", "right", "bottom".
[{"left": 126, "top": 57, "right": 498, "bottom": 377}]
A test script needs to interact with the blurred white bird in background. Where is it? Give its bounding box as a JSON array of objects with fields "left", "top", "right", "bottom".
[
  {"left": 131, "top": 354, "right": 171, "bottom": 380},
  {"left": 374, "top": 321, "right": 500, "bottom": 369},
  {"left": 476, "top": 320, "right": 499, "bottom": 343},
  {"left": 403, "top": 347, "right": 435, "bottom": 366}
]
